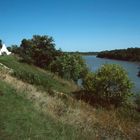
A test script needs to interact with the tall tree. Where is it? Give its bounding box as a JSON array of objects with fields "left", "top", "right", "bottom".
[{"left": 20, "top": 35, "right": 61, "bottom": 68}]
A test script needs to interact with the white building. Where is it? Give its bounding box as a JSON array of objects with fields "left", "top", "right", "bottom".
[{"left": 0, "top": 44, "right": 11, "bottom": 56}]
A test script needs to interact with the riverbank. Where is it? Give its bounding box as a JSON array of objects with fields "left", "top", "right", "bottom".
[{"left": 0, "top": 55, "right": 140, "bottom": 139}]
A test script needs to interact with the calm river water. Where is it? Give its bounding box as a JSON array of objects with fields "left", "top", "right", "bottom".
[{"left": 83, "top": 55, "right": 140, "bottom": 93}]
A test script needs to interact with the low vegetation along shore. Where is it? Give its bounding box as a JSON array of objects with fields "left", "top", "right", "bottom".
[
  {"left": 0, "top": 35, "right": 140, "bottom": 139},
  {"left": 97, "top": 48, "right": 140, "bottom": 77}
]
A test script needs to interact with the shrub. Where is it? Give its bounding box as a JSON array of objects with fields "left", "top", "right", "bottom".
[
  {"left": 134, "top": 94, "right": 140, "bottom": 111},
  {"left": 50, "top": 54, "right": 88, "bottom": 82},
  {"left": 83, "top": 64, "right": 133, "bottom": 106}
]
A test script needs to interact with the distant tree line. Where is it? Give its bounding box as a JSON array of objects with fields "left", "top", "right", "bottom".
[
  {"left": 66, "top": 51, "right": 99, "bottom": 56},
  {"left": 97, "top": 48, "right": 140, "bottom": 62},
  {"left": 97, "top": 48, "right": 140, "bottom": 77}
]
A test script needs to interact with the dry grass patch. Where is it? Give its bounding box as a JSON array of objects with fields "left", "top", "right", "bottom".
[{"left": 1, "top": 64, "right": 140, "bottom": 139}]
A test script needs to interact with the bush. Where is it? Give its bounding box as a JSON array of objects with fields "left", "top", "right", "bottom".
[
  {"left": 134, "top": 94, "right": 140, "bottom": 111},
  {"left": 83, "top": 64, "right": 133, "bottom": 106},
  {"left": 50, "top": 54, "right": 88, "bottom": 82}
]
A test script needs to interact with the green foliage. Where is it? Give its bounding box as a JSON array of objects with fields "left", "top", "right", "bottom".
[
  {"left": 97, "top": 48, "right": 140, "bottom": 62},
  {"left": 0, "top": 39, "right": 2, "bottom": 48},
  {"left": 83, "top": 64, "right": 133, "bottom": 106},
  {"left": 19, "top": 35, "right": 61, "bottom": 68},
  {"left": 134, "top": 94, "right": 140, "bottom": 111},
  {"left": 7, "top": 45, "right": 20, "bottom": 54},
  {"left": 0, "top": 56, "right": 140, "bottom": 139},
  {"left": 0, "top": 80, "right": 84, "bottom": 140},
  {"left": 0, "top": 55, "right": 77, "bottom": 93},
  {"left": 50, "top": 54, "right": 88, "bottom": 82}
]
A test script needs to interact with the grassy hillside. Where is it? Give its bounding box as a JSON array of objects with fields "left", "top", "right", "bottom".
[
  {"left": 0, "top": 55, "right": 77, "bottom": 94},
  {"left": 0, "top": 55, "right": 140, "bottom": 140},
  {"left": 0, "top": 79, "right": 85, "bottom": 140}
]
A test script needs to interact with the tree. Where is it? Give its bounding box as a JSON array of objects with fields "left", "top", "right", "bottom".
[
  {"left": 7, "top": 45, "right": 20, "bottom": 54},
  {"left": 138, "top": 70, "right": 140, "bottom": 77},
  {"left": 0, "top": 40, "right": 2, "bottom": 48},
  {"left": 83, "top": 64, "right": 133, "bottom": 106},
  {"left": 50, "top": 54, "right": 88, "bottom": 82},
  {"left": 97, "top": 48, "right": 140, "bottom": 62},
  {"left": 20, "top": 35, "right": 61, "bottom": 68}
]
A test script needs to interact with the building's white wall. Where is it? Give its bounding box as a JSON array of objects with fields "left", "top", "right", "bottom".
[{"left": 0, "top": 44, "right": 11, "bottom": 55}]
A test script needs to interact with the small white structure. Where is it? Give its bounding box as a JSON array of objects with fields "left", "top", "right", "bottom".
[{"left": 0, "top": 44, "right": 11, "bottom": 55}]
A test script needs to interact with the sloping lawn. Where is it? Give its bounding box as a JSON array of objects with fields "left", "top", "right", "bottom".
[
  {"left": 0, "top": 55, "right": 77, "bottom": 94},
  {"left": 0, "top": 80, "right": 83, "bottom": 140}
]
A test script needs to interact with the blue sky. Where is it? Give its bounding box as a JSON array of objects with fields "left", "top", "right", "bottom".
[{"left": 0, "top": 0, "right": 140, "bottom": 51}]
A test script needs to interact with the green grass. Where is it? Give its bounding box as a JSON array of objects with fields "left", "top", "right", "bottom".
[
  {"left": 1, "top": 55, "right": 140, "bottom": 139},
  {"left": 0, "top": 55, "right": 77, "bottom": 94},
  {"left": 0, "top": 79, "right": 87, "bottom": 140}
]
